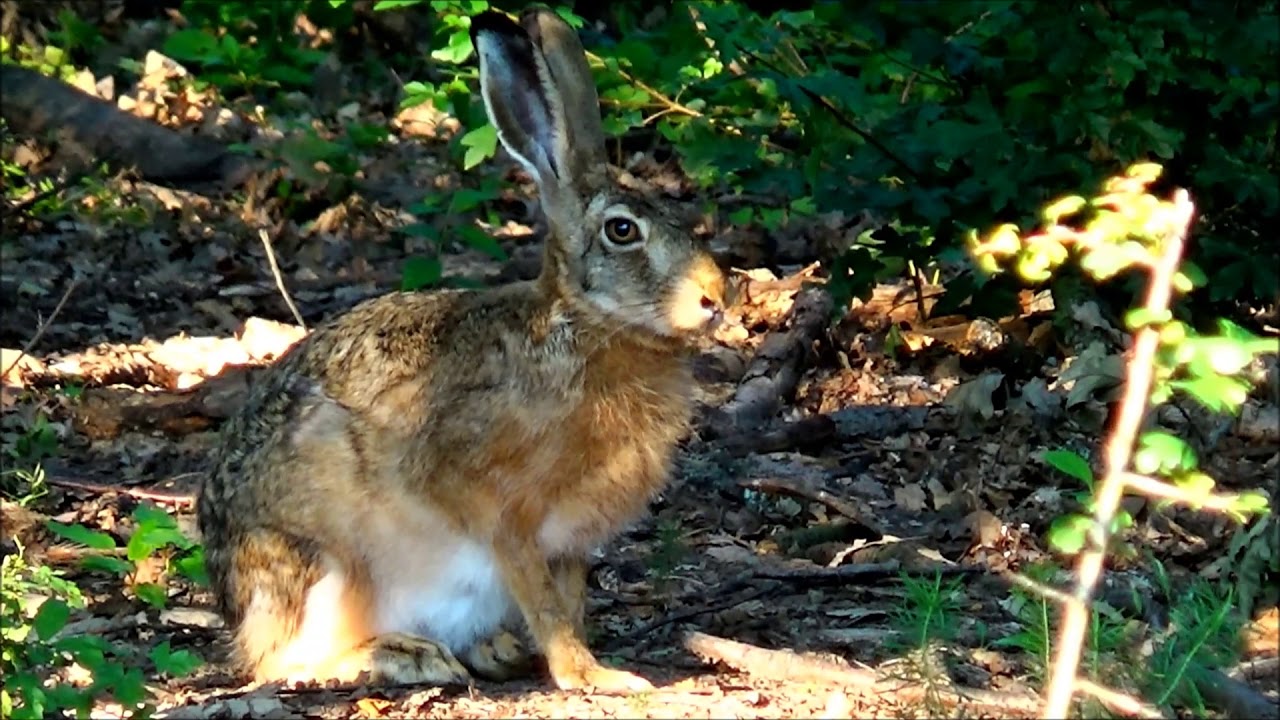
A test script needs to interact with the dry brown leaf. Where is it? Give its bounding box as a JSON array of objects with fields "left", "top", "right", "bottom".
[
  {"left": 354, "top": 697, "right": 394, "bottom": 718},
  {"left": 893, "top": 483, "right": 928, "bottom": 512}
]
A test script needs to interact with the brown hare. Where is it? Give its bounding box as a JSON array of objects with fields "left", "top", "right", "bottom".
[{"left": 197, "top": 6, "right": 729, "bottom": 695}]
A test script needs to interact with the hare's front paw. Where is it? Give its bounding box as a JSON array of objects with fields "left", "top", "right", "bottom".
[
  {"left": 554, "top": 662, "right": 654, "bottom": 694},
  {"left": 347, "top": 632, "right": 474, "bottom": 686},
  {"left": 462, "top": 629, "right": 533, "bottom": 681}
]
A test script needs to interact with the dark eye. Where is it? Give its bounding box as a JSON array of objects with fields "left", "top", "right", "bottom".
[{"left": 604, "top": 217, "right": 642, "bottom": 245}]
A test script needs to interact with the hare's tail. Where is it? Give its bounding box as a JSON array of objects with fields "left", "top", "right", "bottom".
[{"left": 207, "top": 529, "right": 374, "bottom": 682}]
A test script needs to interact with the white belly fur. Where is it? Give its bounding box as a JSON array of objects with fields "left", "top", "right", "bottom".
[
  {"left": 361, "top": 502, "right": 514, "bottom": 653},
  {"left": 371, "top": 536, "right": 512, "bottom": 652}
]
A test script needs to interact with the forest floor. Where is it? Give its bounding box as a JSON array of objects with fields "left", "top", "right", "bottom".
[{"left": 2, "top": 6, "right": 1278, "bottom": 719}]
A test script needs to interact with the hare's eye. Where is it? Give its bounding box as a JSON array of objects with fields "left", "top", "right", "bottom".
[{"left": 604, "top": 217, "right": 642, "bottom": 245}]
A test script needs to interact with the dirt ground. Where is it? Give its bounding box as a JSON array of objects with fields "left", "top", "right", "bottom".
[{"left": 2, "top": 8, "right": 1278, "bottom": 719}]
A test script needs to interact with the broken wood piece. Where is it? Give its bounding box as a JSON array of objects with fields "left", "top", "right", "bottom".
[
  {"left": 684, "top": 631, "right": 1045, "bottom": 715},
  {"left": 707, "top": 286, "right": 834, "bottom": 438},
  {"left": 684, "top": 630, "right": 877, "bottom": 687},
  {"left": 739, "top": 475, "right": 885, "bottom": 537},
  {"left": 719, "top": 414, "right": 836, "bottom": 457},
  {"left": 0, "top": 65, "right": 254, "bottom": 189},
  {"left": 70, "top": 366, "right": 253, "bottom": 440}
]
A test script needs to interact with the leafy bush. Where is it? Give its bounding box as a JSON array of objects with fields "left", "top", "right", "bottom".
[
  {"left": 1, "top": 544, "right": 201, "bottom": 719},
  {"left": 386, "top": 1, "right": 1279, "bottom": 307},
  {"left": 160, "top": 2, "right": 1276, "bottom": 307}
]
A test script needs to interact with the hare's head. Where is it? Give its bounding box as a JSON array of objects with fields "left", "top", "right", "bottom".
[{"left": 472, "top": 8, "right": 728, "bottom": 340}]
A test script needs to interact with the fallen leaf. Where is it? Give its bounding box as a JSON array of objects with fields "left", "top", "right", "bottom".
[
  {"left": 944, "top": 370, "right": 1004, "bottom": 420},
  {"left": 893, "top": 483, "right": 928, "bottom": 512}
]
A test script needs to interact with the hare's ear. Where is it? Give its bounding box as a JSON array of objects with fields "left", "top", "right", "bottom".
[{"left": 471, "top": 8, "right": 606, "bottom": 193}]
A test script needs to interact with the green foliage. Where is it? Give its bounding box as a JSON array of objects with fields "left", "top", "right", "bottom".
[
  {"left": 1043, "top": 448, "right": 1134, "bottom": 555},
  {"left": 995, "top": 561, "right": 1247, "bottom": 714},
  {"left": 891, "top": 571, "right": 965, "bottom": 652},
  {"left": 45, "top": 502, "right": 208, "bottom": 605},
  {"left": 164, "top": 2, "right": 330, "bottom": 93},
  {"left": 647, "top": 517, "right": 689, "bottom": 580},
  {"left": 1, "top": 545, "right": 200, "bottom": 719}
]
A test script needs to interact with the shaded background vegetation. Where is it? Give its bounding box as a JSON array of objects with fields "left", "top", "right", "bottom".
[{"left": 6, "top": 0, "right": 1276, "bottom": 323}]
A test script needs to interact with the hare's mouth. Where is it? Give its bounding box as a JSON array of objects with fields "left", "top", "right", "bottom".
[{"left": 664, "top": 278, "right": 727, "bottom": 336}]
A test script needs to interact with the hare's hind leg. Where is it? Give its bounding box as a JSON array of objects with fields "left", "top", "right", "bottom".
[
  {"left": 333, "top": 632, "right": 473, "bottom": 686},
  {"left": 226, "top": 529, "right": 473, "bottom": 686}
]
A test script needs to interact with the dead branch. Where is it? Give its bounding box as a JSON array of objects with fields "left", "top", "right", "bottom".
[
  {"left": 46, "top": 475, "right": 197, "bottom": 508},
  {"left": 2, "top": 276, "right": 80, "bottom": 380},
  {"left": 753, "top": 559, "right": 980, "bottom": 585},
  {"left": 739, "top": 476, "right": 885, "bottom": 536},
  {"left": 707, "top": 286, "right": 833, "bottom": 437},
  {"left": 607, "top": 579, "right": 781, "bottom": 647},
  {"left": 684, "top": 631, "right": 1045, "bottom": 715},
  {"left": 0, "top": 65, "right": 253, "bottom": 189},
  {"left": 685, "top": 630, "right": 876, "bottom": 686},
  {"left": 258, "top": 228, "right": 307, "bottom": 330},
  {"left": 1197, "top": 668, "right": 1278, "bottom": 720}
]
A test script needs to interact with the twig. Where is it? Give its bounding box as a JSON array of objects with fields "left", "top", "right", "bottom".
[
  {"left": 739, "top": 476, "right": 885, "bottom": 536},
  {"left": 45, "top": 475, "right": 197, "bottom": 508},
  {"left": 257, "top": 228, "right": 306, "bottom": 330},
  {"left": 753, "top": 560, "right": 980, "bottom": 585},
  {"left": 1073, "top": 679, "right": 1167, "bottom": 718},
  {"left": 1119, "top": 471, "right": 1254, "bottom": 513},
  {"left": 2, "top": 276, "right": 80, "bottom": 380},
  {"left": 1042, "top": 190, "right": 1196, "bottom": 718},
  {"left": 608, "top": 579, "right": 780, "bottom": 647},
  {"left": 741, "top": 49, "right": 922, "bottom": 181},
  {"left": 685, "top": 630, "right": 876, "bottom": 686}
]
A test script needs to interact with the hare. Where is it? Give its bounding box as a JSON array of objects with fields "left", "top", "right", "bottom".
[{"left": 196, "top": 6, "right": 729, "bottom": 695}]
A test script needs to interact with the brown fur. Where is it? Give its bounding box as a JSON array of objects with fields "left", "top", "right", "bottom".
[{"left": 197, "top": 6, "right": 728, "bottom": 694}]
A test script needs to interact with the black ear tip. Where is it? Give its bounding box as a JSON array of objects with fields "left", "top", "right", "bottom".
[{"left": 469, "top": 10, "right": 522, "bottom": 43}]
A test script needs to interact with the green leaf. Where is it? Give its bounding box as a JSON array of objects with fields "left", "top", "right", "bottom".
[
  {"left": 1171, "top": 376, "right": 1250, "bottom": 414},
  {"left": 1133, "top": 431, "right": 1197, "bottom": 476},
  {"left": 162, "top": 28, "right": 219, "bottom": 64},
  {"left": 447, "top": 188, "right": 495, "bottom": 214},
  {"left": 374, "top": 0, "right": 423, "bottom": 8},
  {"left": 401, "top": 256, "right": 443, "bottom": 291},
  {"left": 457, "top": 225, "right": 509, "bottom": 261},
  {"left": 1124, "top": 307, "right": 1172, "bottom": 330},
  {"left": 149, "top": 641, "right": 204, "bottom": 677},
  {"left": 431, "top": 28, "right": 474, "bottom": 64},
  {"left": 127, "top": 505, "right": 193, "bottom": 562},
  {"left": 173, "top": 548, "right": 209, "bottom": 587},
  {"left": 45, "top": 521, "right": 115, "bottom": 550},
  {"left": 459, "top": 124, "right": 498, "bottom": 170},
  {"left": 32, "top": 599, "right": 70, "bottom": 640},
  {"left": 132, "top": 582, "right": 168, "bottom": 609},
  {"left": 1048, "top": 514, "right": 1092, "bottom": 554},
  {"left": 80, "top": 555, "right": 134, "bottom": 576},
  {"left": 1042, "top": 449, "right": 1094, "bottom": 488}
]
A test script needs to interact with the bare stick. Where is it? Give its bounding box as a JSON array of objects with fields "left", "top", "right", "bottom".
[
  {"left": 1073, "top": 679, "right": 1167, "bottom": 719},
  {"left": 46, "top": 475, "right": 196, "bottom": 508},
  {"left": 1042, "top": 191, "right": 1196, "bottom": 718},
  {"left": 1120, "top": 471, "right": 1253, "bottom": 513},
  {"left": 739, "top": 476, "right": 884, "bottom": 536},
  {"left": 2, "top": 276, "right": 80, "bottom": 380},
  {"left": 258, "top": 228, "right": 306, "bottom": 330},
  {"left": 685, "top": 631, "right": 1045, "bottom": 715}
]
